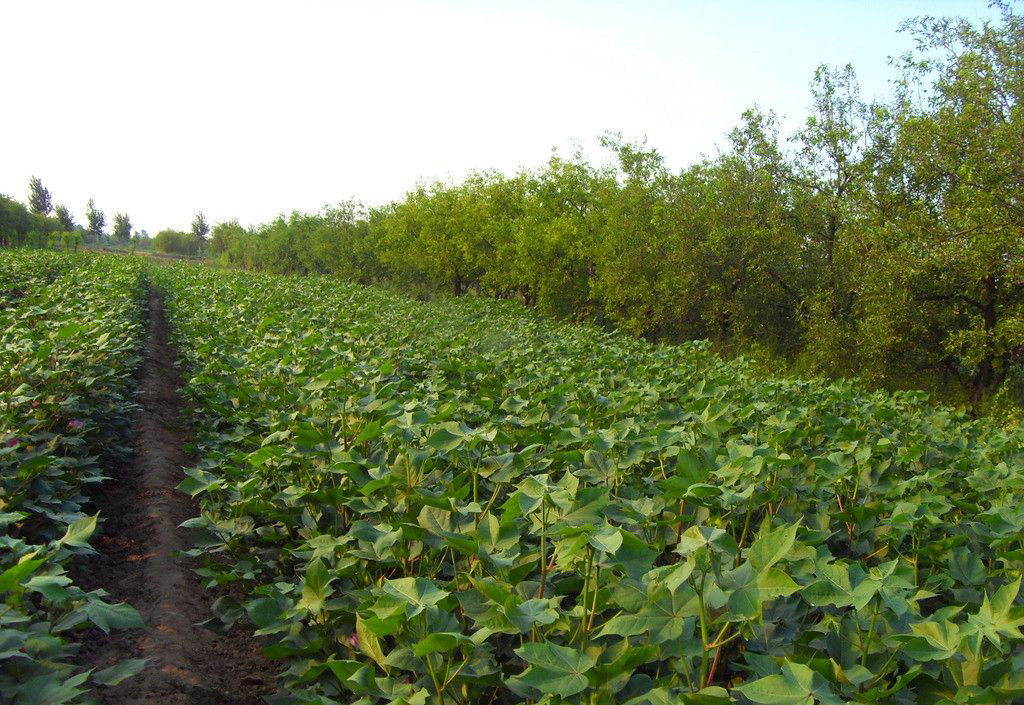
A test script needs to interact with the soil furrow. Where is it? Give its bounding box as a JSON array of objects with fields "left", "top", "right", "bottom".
[{"left": 75, "top": 292, "right": 274, "bottom": 705}]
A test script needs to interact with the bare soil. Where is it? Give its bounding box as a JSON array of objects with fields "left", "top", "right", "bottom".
[{"left": 74, "top": 293, "right": 275, "bottom": 704}]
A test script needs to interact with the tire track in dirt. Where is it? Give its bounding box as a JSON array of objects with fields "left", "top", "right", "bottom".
[{"left": 75, "top": 292, "right": 275, "bottom": 705}]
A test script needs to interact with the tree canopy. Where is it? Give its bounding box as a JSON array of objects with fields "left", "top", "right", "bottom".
[{"left": 204, "top": 7, "right": 1024, "bottom": 418}]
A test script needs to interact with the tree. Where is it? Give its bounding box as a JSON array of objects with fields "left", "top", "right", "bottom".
[
  {"left": 855, "top": 5, "right": 1024, "bottom": 409},
  {"left": 28, "top": 177, "right": 52, "bottom": 216},
  {"left": 192, "top": 212, "right": 210, "bottom": 240},
  {"left": 153, "top": 229, "right": 201, "bottom": 256},
  {"left": 787, "top": 64, "right": 875, "bottom": 375},
  {"left": 112, "top": 213, "right": 132, "bottom": 242},
  {"left": 86, "top": 199, "right": 105, "bottom": 241},
  {"left": 54, "top": 204, "right": 75, "bottom": 231},
  {"left": 0, "top": 194, "right": 33, "bottom": 248}
]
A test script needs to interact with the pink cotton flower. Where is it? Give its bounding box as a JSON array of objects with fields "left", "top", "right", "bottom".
[
  {"left": 5, "top": 438, "right": 18, "bottom": 447},
  {"left": 67, "top": 420, "right": 85, "bottom": 431},
  {"left": 347, "top": 632, "right": 359, "bottom": 649}
]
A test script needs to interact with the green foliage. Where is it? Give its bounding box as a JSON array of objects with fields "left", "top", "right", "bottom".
[
  {"left": 54, "top": 204, "right": 74, "bottom": 232},
  {"left": 852, "top": 7, "right": 1024, "bottom": 408},
  {"left": 0, "top": 251, "right": 149, "bottom": 701},
  {"left": 155, "top": 261, "right": 1024, "bottom": 705},
  {"left": 0, "top": 194, "right": 63, "bottom": 249},
  {"left": 198, "top": 8, "right": 1023, "bottom": 417},
  {"left": 28, "top": 177, "right": 52, "bottom": 216},
  {"left": 192, "top": 211, "right": 209, "bottom": 241},
  {"left": 85, "top": 199, "right": 104, "bottom": 242},
  {"left": 152, "top": 228, "right": 202, "bottom": 256},
  {"left": 112, "top": 212, "right": 132, "bottom": 243}
]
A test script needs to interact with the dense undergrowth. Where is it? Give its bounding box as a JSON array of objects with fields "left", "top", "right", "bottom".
[
  {"left": 155, "top": 261, "right": 1024, "bottom": 705},
  {"left": 0, "top": 251, "right": 148, "bottom": 704}
]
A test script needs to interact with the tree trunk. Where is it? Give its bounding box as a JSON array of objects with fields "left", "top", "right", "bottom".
[{"left": 968, "top": 275, "right": 1000, "bottom": 408}]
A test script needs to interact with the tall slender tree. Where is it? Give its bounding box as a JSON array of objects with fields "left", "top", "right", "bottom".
[
  {"left": 86, "top": 199, "right": 105, "bottom": 241},
  {"left": 28, "top": 176, "right": 53, "bottom": 215},
  {"left": 112, "top": 213, "right": 132, "bottom": 242},
  {"left": 54, "top": 204, "right": 75, "bottom": 231},
  {"left": 192, "top": 212, "right": 210, "bottom": 240}
]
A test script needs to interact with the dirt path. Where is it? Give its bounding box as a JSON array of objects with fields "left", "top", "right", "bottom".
[{"left": 75, "top": 292, "right": 275, "bottom": 705}]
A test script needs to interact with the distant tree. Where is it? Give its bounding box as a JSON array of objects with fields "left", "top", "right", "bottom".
[
  {"left": 153, "top": 228, "right": 201, "bottom": 256},
  {"left": 112, "top": 213, "right": 132, "bottom": 242},
  {"left": 54, "top": 204, "right": 75, "bottom": 231},
  {"left": 192, "top": 212, "right": 210, "bottom": 240},
  {"left": 28, "top": 177, "right": 52, "bottom": 216},
  {"left": 86, "top": 199, "right": 105, "bottom": 241},
  {"left": 62, "top": 231, "right": 82, "bottom": 252},
  {"left": 0, "top": 194, "right": 34, "bottom": 247}
]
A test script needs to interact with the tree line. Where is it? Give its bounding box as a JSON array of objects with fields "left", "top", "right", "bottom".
[
  {"left": 150, "top": 212, "right": 210, "bottom": 257},
  {"left": 0, "top": 180, "right": 214, "bottom": 255},
  {"left": 209, "top": 8, "right": 1024, "bottom": 417},
  {"left": 0, "top": 178, "right": 145, "bottom": 250}
]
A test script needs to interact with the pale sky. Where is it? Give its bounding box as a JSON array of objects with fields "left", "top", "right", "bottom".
[{"left": 1, "top": 0, "right": 1001, "bottom": 233}]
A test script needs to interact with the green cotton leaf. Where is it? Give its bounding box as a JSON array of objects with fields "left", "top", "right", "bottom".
[
  {"left": 948, "top": 546, "right": 986, "bottom": 586},
  {"left": 245, "top": 596, "right": 286, "bottom": 628},
  {"left": 425, "top": 428, "right": 465, "bottom": 452},
  {"left": 0, "top": 512, "right": 28, "bottom": 529},
  {"left": 353, "top": 419, "right": 382, "bottom": 444},
  {"left": 676, "top": 449, "right": 708, "bottom": 484},
  {"left": 516, "top": 474, "right": 554, "bottom": 514},
  {"left": 735, "top": 674, "right": 813, "bottom": 705},
  {"left": 663, "top": 560, "right": 696, "bottom": 594},
  {"left": 24, "top": 575, "right": 72, "bottom": 603},
  {"left": 596, "top": 612, "right": 650, "bottom": 638},
  {"left": 894, "top": 619, "right": 961, "bottom": 661},
  {"left": 623, "top": 687, "right": 686, "bottom": 705},
  {"left": 0, "top": 553, "right": 46, "bottom": 593},
  {"left": 177, "top": 467, "right": 223, "bottom": 496},
  {"left": 306, "top": 533, "right": 354, "bottom": 561},
  {"left": 412, "top": 632, "right": 469, "bottom": 657},
  {"left": 801, "top": 561, "right": 878, "bottom": 610},
  {"left": 728, "top": 566, "right": 801, "bottom": 618},
  {"left": 418, "top": 505, "right": 455, "bottom": 537},
  {"left": 677, "top": 687, "right": 733, "bottom": 705},
  {"left": 558, "top": 487, "right": 609, "bottom": 527},
  {"left": 509, "top": 598, "right": 559, "bottom": 633},
  {"left": 92, "top": 658, "right": 149, "bottom": 686},
  {"left": 512, "top": 641, "right": 596, "bottom": 698},
  {"left": 675, "top": 525, "right": 738, "bottom": 558},
  {"left": 748, "top": 521, "right": 799, "bottom": 571},
  {"left": 304, "top": 365, "right": 349, "bottom": 390},
  {"left": 318, "top": 365, "right": 350, "bottom": 381},
  {"left": 966, "top": 575, "right": 1024, "bottom": 647},
  {"left": 382, "top": 577, "right": 449, "bottom": 617},
  {"left": 728, "top": 587, "right": 761, "bottom": 619},
  {"left": 589, "top": 523, "right": 623, "bottom": 554},
  {"left": 647, "top": 585, "right": 701, "bottom": 644},
  {"left": 758, "top": 568, "right": 800, "bottom": 598},
  {"left": 83, "top": 600, "right": 145, "bottom": 634},
  {"left": 57, "top": 513, "right": 98, "bottom": 551},
  {"left": 324, "top": 659, "right": 365, "bottom": 688},
  {"left": 56, "top": 323, "right": 83, "bottom": 340},
  {"left": 735, "top": 660, "right": 844, "bottom": 705},
  {"left": 16, "top": 670, "right": 91, "bottom": 705},
  {"left": 298, "top": 558, "right": 334, "bottom": 613},
  {"left": 991, "top": 575, "right": 1022, "bottom": 618},
  {"left": 356, "top": 613, "right": 389, "bottom": 674},
  {"left": 591, "top": 644, "right": 658, "bottom": 688},
  {"left": 612, "top": 531, "right": 659, "bottom": 580}
]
